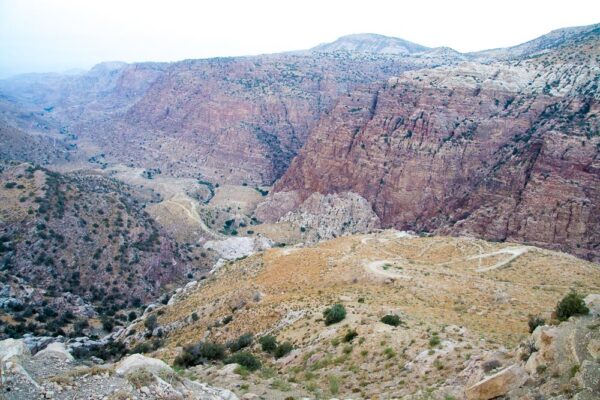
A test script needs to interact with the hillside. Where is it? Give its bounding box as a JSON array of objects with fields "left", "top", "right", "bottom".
[
  {"left": 0, "top": 161, "right": 210, "bottom": 338},
  {"left": 275, "top": 30, "right": 600, "bottom": 262},
  {"left": 118, "top": 231, "right": 600, "bottom": 399}
]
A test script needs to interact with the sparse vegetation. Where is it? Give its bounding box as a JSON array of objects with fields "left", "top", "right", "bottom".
[
  {"left": 225, "top": 351, "right": 261, "bottom": 371},
  {"left": 274, "top": 342, "right": 293, "bottom": 359},
  {"left": 528, "top": 315, "right": 546, "bottom": 333},
  {"left": 259, "top": 335, "right": 277, "bottom": 353},
  {"left": 556, "top": 291, "right": 589, "bottom": 321},
  {"left": 226, "top": 332, "right": 253, "bottom": 352},
  {"left": 381, "top": 314, "right": 401, "bottom": 326},
  {"left": 323, "top": 304, "right": 346, "bottom": 325},
  {"left": 174, "top": 341, "right": 226, "bottom": 367}
]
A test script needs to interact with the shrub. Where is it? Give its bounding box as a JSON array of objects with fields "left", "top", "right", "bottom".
[
  {"left": 429, "top": 334, "right": 441, "bottom": 347},
  {"left": 274, "top": 342, "right": 293, "bottom": 359},
  {"left": 126, "top": 369, "right": 155, "bottom": 389},
  {"left": 144, "top": 314, "right": 158, "bottom": 331},
  {"left": 343, "top": 329, "right": 358, "bottom": 343},
  {"left": 556, "top": 291, "right": 589, "bottom": 321},
  {"left": 528, "top": 315, "right": 545, "bottom": 333},
  {"left": 227, "top": 332, "right": 253, "bottom": 352},
  {"left": 323, "top": 304, "right": 346, "bottom": 325},
  {"left": 259, "top": 335, "right": 277, "bottom": 353},
  {"left": 225, "top": 351, "right": 261, "bottom": 371},
  {"left": 174, "top": 341, "right": 226, "bottom": 367},
  {"left": 380, "top": 314, "right": 401, "bottom": 327}
]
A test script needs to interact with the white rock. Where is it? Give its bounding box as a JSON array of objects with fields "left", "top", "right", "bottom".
[
  {"left": 0, "top": 338, "right": 29, "bottom": 362},
  {"left": 35, "top": 342, "right": 74, "bottom": 362},
  {"left": 584, "top": 294, "right": 600, "bottom": 316},
  {"left": 115, "top": 354, "right": 172, "bottom": 376},
  {"left": 204, "top": 236, "right": 273, "bottom": 260}
]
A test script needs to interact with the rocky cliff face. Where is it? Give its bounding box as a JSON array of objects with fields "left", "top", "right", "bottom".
[
  {"left": 276, "top": 34, "right": 600, "bottom": 261},
  {"left": 83, "top": 52, "right": 459, "bottom": 184}
]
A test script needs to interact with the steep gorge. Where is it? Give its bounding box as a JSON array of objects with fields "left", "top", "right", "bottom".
[{"left": 276, "top": 35, "right": 600, "bottom": 261}]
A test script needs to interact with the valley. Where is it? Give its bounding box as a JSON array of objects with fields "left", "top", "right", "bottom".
[{"left": 0, "top": 21, "right": 599, "bottom": 400}]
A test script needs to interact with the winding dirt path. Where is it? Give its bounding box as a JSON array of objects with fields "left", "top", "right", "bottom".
[{"left": 468, "top": 246, "right": 530, "bottom": 272}]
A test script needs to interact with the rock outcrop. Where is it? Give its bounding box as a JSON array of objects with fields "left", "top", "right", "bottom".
[
  {"left": 465, "top": 364, "right": 528, "bottom": 400},
  {"left": 276, "top": 32, "right": 600, "bottom": 261},
  {"left": 204, "top": 235, "right": 274, "bottom": 260},
  {"left": 279, "top": 191, "right": 381, "bottom": 243},
  {"left": 0, "top": 339, "right": 238, "bottom": 400}
]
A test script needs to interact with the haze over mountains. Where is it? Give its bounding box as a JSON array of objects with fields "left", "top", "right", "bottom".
[{"left": 0, "top": 22, "right": 599, "bottom": 400}]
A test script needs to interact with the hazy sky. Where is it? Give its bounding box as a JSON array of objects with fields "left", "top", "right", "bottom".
[{"left": 0, "top": 0, "right": 598, "bottom": 77}]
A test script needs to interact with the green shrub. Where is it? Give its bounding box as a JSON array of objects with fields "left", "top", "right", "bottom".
[
  {"left": 556, "top": 291, "right": 589, "bottom": 321},
  {"left": 528, "top": 315, "right": 545, "bottom": 333},
  {"left": 323, "top": 304, "right": 346, "bottom": 325},
  {"left": 380, "top": 314, "right": 401, "bottom": 326},
  {"left": 174, "top": 341, "right": 226, "bottom": 367},
  {"left": 274, "top": 341, "right": 293, "bottom": 359},
  {"left": 259, "top": 335, "right": 277, "bottom": 353},
  {"left": 144, "top": 314, "right": 158, "bottom": 331},
  {"left": 225, "top": 351, "right": 261, "bottom": 371},
  {"left": 227, "top": 332, "right": 253, "bottom": 352},
  {"left": 343, "top": 329, "right": 358, "bottom": 343}
]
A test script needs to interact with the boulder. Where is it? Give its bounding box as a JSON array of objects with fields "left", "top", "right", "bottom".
[
  {"left": 465, "top": 364, "right": 528, "bottom": 400},
  {"left": 183, "top": 379, "right": 239, "bottom": 400},
  {"left": 0, "top": 338, "right": 29, "bottom": 362},
  {"left": 34, "top": 342, "right": 74, "bottom": 362},
  {"left": 525, "top": 326, "right": 558, "bottom": 375},
  {"left": 115, "top": 354, "right": 172, "bottom": 376},
  {"left": 584, "top": 294, "right": 600, "bottom": 316}
]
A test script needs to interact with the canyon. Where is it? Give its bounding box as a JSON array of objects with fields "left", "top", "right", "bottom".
[{"left": 0, "top": 22, "right": 599, "bottom": 400}]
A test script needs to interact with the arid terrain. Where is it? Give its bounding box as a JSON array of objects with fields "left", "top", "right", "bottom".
[{"left": 0, "top": 21, "right": 599, "bottom": 400}]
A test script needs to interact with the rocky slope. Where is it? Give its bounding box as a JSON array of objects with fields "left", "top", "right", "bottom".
[
  {"left": 109, "top": 231, "right": 600, "bottom": 399},
  {"left": 473, "top": 22, "right": 600, "bottom": 60},
  {"left": 276, "top": 30, "right": 600, "bottom": 262},
  {"left": 0, "top": 161, "right": 205, "bottom": 338}
]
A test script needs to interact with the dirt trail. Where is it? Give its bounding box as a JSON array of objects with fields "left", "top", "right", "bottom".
[
  {"left": 468, "top": 246, "right": 530, "bottom": 272},
  {"left": 162, "top": 194, "right": 225, "bottom": 240},
  {"left": 364, "top": 259, "right": 411, "bottom": 279}
]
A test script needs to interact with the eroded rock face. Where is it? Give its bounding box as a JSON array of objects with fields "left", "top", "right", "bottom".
[
  {"left": 276, "top": 35, "right": 600, "bottom": 261},
  {"left": 204, "top": 236, "right": 274, "bottom": 260},
  {"left": 465, "top": 364, "right": 528, "bottom": 400},
  {"left": 280, "top": 192, "right": 381, "bottom": 243}
]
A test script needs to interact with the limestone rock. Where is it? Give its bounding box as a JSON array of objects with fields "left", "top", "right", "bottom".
[
  {"left": 35, "top": 342, "right": 74, "bottom": 362},
  {"left": 204, "top": 236, "right": 273, "bottom": 260},
  {"left": 115, "top": 354, "right": 172, "bottom": 376},
  {"left": 465, "top": 364, "right": 528, "bottom": 400},
  {"left": 0, "top": 338, "right": 29, "bottom": 362},
  {"left": 280, "top": 192, "right": 381, "bottom": 243}
]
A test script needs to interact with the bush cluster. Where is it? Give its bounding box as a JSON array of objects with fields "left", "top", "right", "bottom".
[
  {"left": 380, "top": 314, "right": 401, "bottom": 327},
  {"left": 174, "top": 341, "right": 226, "bottom": 367},
  {"left": 225, "top": 351, "right": 261, "bottom": 371},
  {"left": 323, "top": 304, "right": 346, "bottom": 325},
  {"left": 556, "top": 291, "right": 589, "bottom": 321}
]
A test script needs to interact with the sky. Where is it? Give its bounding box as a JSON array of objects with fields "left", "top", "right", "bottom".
[{"left": 0, "top": 0, "right": 598, "bottom": 78}]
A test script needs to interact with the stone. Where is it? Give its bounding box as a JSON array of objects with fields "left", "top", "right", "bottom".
[
  {"left": 35, "top": 342, "right": 74, "bottom": 362},
  {"left": 204, "top": 236, "right": 273, "bottom": 260},
  {"left": 0, "top": 338, "right": 29, "bottom": 362},
  {"left": 465, "top": 364, "right": 528, "bottom": 400},
  {"left": 115, "top": 354, "right": 172, "bottom": 376},
  {"left": 584, "top": 294, "right": 600, "bottom": 316}
]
